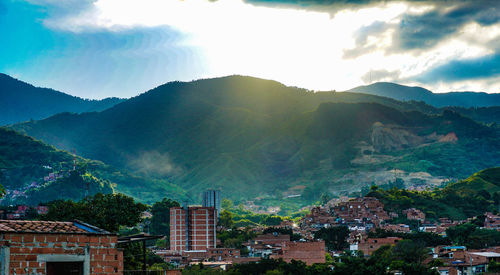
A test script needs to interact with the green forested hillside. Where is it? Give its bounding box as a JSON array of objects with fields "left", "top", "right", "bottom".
[
  {"left": 368, "top": 167, "right": 500, "bottom": 220},
  {"left": 10, "top": 76, "right": 500, "bottom": 204},
  {"left": 0, "top": 73, "right": 124, "bottom": 125},
  {"left": 0, "top": 127, "right": 186, "bottom": 205}
]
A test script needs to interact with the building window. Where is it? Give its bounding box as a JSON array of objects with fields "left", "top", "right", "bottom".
[{"left": 46, "top": 262, "right": 83, "bottom": 275}]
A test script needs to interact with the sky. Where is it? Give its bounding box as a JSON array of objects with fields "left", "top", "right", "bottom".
[{"left": 1, "top": 0, "right": 500, "bottom": 99}]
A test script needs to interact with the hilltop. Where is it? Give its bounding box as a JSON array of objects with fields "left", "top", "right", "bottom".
[
  {"left": 11, "top": 76, "right": 500, "bottom": 204},
  {"left": 0, "top": 73, "right": 124, "bottom": 125},
  {"left": 347, "top": 82, "right": 500, "bottom": 108},
  {"left": 0, "top": 127, "right": 186, "bottom": 205}
]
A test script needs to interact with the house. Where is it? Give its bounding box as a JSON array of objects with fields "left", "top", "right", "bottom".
[
  {"left": 403, "top": 208, "right": 425, "bottom": 221},
  {"left": 357, "top": 237, "right": 402, "bottom": 256},
  {"left": 244, "top": 234, "right": 290, "bottom": 258},
  {"left": 270, "top": 241, "right": 326, "bottom": 265},
  {"left": 484, "top": 212, "right": 500, "bottom": 230},
  {"left": 432, "top": 248, "right": 500, "bottom": 275},
  {"left": 0, "top": 219, "right": 122, "bottom": 275}
]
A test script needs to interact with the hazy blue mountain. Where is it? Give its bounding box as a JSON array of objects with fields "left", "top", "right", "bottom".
[
  {"left": 346, "top": 82, "right": 500, "bottom": 108},
  {"left": 11, "top": 76, "right": 500, "bottom": 203},
  {"left": 0, "top": 73, "right": 125, "bottom": 125}
]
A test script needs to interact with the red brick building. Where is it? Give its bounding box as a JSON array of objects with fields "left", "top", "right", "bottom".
[
  {"left": 403, "top": 208, "right": 425, "bottom": 221},
  {"left": 484, "top": 212, "right": 500, "bottom": 230},
  {"left": 358, "top": 237, "right": 402, "bottom": 256},
  {"left": 0, "top": 219, "right": 122, "bottom": 275},
  {"left": 271, "top": 241, "right": 326, "bottom": 265},
  {"left": 332, "top": 197, "right": 390, "bottom": 224},
  {"left": 170, "top": 206, "right": 217, "bottom": 251}
]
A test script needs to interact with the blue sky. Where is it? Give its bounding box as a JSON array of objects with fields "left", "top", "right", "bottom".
[{"left": 1, "top": 0, "right": 500, "bottom": 98}]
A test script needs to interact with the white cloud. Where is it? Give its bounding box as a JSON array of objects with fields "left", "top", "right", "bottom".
[{"left": 35, "top": 0, "right": 500, "bottom": 93}]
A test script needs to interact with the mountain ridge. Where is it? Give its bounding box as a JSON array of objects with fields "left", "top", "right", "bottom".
[
  {"left": 346, "top": 82, "right": 500, "bottom": 108},
  {"left": 11, "top": 75, "right": 500, "bottom": 203},
  {"left": 0, "top": 73, "right": 125, "bottom": 125}
]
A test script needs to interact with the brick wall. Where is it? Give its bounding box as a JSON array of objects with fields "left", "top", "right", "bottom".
[
  {"left": 170, "top": 206, "right": 217, "bottom": 251},
  {"left": 0, "top": 233, "right": 122, "bottom": 275},
  {"left": 358, "top": 237, "right": 402, "bottom": 256},
  {"left": 272, "top": 241, "right": 326, "bottom": 265}
]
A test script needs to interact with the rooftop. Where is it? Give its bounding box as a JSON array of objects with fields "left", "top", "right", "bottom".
[
  {"left": 469, "top": 252, "right": 500, "bottom": 258},
  {"left": 0, "top": 220, "right": 111, "bottom": 234}
]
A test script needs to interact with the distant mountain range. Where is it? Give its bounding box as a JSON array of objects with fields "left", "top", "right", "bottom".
[
  {"left": 10, "top": 76, "right": 500, "bottom": 204},
  {"left": 0, "top": 73, "right": 125, "bottom": 125},
  {"left": 346, "top": 82, "right": 500, "bottom": 108}
]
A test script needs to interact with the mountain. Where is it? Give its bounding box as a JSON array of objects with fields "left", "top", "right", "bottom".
[
  {"left": 0, "top": 73, "right": 125, "bottom": 125},
  {"left": 368, "top": 167, "right": 500, "bottom": 221},
  {"left": 0, "top": 127, "right": 187, "bottom": 205},
  {"left": 346, "top": 82, "right": 500, "bottom": 108},
  {"left": 10, "top": 76, "right": 500, "bottom": 204},
  {"left": 445, "top": 167, "right": 500, "bottom": 196},
  {"left": 0, "top": 127, "right": 113, "bottom": 204}
]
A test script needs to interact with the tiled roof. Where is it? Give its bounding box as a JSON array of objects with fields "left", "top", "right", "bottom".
[{"left": 0, "top": 220, "right": 109, "bottom": 234}]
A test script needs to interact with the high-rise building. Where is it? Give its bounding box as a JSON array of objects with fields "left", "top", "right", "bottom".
[
  {"left": 202, "top": 190, "right": 221, "bottom": 217},
  {"left": 170, "top": 205, "right": 217, "bottom": 251}
]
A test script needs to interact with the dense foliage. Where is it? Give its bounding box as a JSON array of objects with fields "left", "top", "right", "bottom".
[
  {"left": 0, "top": 126, "right": 185, "bottom": 205},
  {"left": 217, "top": 229, "right": 257, "bottom": 252},
  {"left": 42, "top": 193, "right": 148, "bottom": 232},
  {"left": 12, "top": 76, "right": 500, "bottom": 205},
  {"left": 149, "top": 198, "right": 180, "bottom": 239},
  {"left": 446, "top": 223, "right": 500, "bottom": 249},
  {"left": 221, "top": 199, "right": 288, "bottom": 227},
  {"left": 368, "top": 229, "right": 451, "bottom": 247},
  {"left": 313, "top": 226, "right": 350, "bottom": 251},
  {"left": 367, "top": 168, "right": 500, "bottom": 220}
]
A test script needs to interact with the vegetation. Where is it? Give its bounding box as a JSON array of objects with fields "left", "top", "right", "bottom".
[
  {"left": 368, "top": 229, "right": 451, "bottom": 247},
  {"left": 446, "top": 223, "right": 500, "bottom": 249},
  {"left": 217, "top": 229, "right": 257, "bottom": 252},
  {"left": 41, "top": 193, "right": 148, "bottom": 232},
  {"left": 11, "top": 76, "right": 500, "bottom": 206},
  {"left": 367, "top": 167, "right": 500, "bottom": 220},
  {"left": 149, "top": 198, "right": 180, "bottom": 239},
  {"left": 221, "top": 199, "right": 288, "bottom": 227},
  {"left": 313, "top": 226, "right": 350, "bottom": 251},
  {"left": 182, "top": 240, "right": 438, "bottom": 275},
  {"left": 0, "top": 126, "right": 186, "bottom": 205}
]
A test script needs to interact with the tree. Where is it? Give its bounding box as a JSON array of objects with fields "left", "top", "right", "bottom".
[
  {"left": 150, "top": 198, "right": 180, "bottom": 237},
  {"left": 42, "top": 193, "right": 148, "bottom": 232},
  {"left": 218, "top": 210, "right": 234, "bottom": 229},
  {"left": 0, "top": 184, "right": 5, "bottom": 199},
  {"left": 391, "top": 239, "right": 429, "bottom": 265},
  {"left": 222, "top": 199, "right": 233, "bottom": 210},
  {"left": 320, "top": 193, "right": 331, "bottom": 205},
  {"left": 314, "top": 226, "right": 349, "bottom": 251}
]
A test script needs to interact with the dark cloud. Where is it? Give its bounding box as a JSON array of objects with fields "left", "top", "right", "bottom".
[
  {"left": 414, "top": 53, "right": 500, "bottom": 83},
  {"left": 393, "top": 1, "right": 500, "bottom": 52},
  {"left": 339, "top": 1, "right": 500, "bottom": 58},
  {"left": 361, "top": 69, "right": 401, "bottom": 83}
]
